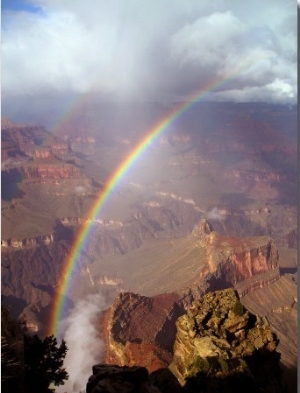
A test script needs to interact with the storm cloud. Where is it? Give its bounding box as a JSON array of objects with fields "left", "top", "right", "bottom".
[{"left": 2, "top": 0, "right": 296, "bottom": 106}]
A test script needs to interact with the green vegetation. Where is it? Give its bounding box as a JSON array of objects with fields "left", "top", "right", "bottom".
[
  {"left": 232, "top": 300, "right": 244, "bottom": 316},
  {"left": 240, "top": 359, "right": 248, "bottom": 370},
  {"left": 218, "top": 356, "right": 229, "bottom": 373},
  {"left": 192, "top": 356, "right": 210, "bottom": 373}
]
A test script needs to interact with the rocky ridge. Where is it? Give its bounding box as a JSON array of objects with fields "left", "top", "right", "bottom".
[
  {"left": 1, "top": 234, "right": 54, "bottom": 249},
  {"left": 1, "top": 119, "right": 92, "bottom": 204},
  {"left": 104, "top": 292, "right": 182, "bottom": 372},
  {"left": 1, "top": 120, "right": 68, "bottom": 163},
  {"left": 169, "top": 288, "right": 278, "bottom": 385},
  {"left": 2, "top": 164, "right": 85, "bottom": 184},
  {"left": 193, "top": 220, "right": 279, "bottom": 294},
  {"left": 89, "top": 289, "right": 284, "bottom": 393}
]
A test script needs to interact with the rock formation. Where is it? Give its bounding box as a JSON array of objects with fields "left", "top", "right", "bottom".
[
  {"left": 193, "top": 219, "right": 280, "bottom": 296},
  {"left": 1, "top": 234, "right": 54, "bottom": 249},
  {"left": 2, "top": 164, "right": 86, "bottom": 185},
  {"left": 169, "top": 288, "right": 278, "bottom": 386},
  {"left": 103, "top": 292, "right": 182, "bottom": 372},
  {"left": 197, "top": 220, "right": 278, "bottom": 280},
  {"left": 89, "top": 290, "right": 284, "bottom": 393},
  {"left": 86, "top": 364, "right": 182, "bottom": 393},
  {"left": 1, "top": 120, "right": 68, "bottom": 162}
]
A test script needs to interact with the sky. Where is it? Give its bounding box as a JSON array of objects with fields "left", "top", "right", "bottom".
[{"left": 1, "top": 0, "right": 297, "bottom": 119}]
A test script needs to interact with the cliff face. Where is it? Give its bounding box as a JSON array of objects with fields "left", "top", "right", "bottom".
[
  {"left": 1, "top": 119, "right": 87, "bottom": 194},
  {"left": 1, "top": 239, "right": 70, "bottom": 328},
  {"left": 1, "top": 121, "right": 68, "bottom": 162},
  {"left": 2, "top": 164, "right": 84, "bottom": 184},
  {"left": 104, "top": 292, "right": 183, "bottom": 372},
  {"left": 194, "top": 220, "right": 279, "bottom": 295},
  {"left": 1, "top": 234, "right": 53, "bottom": 249}
]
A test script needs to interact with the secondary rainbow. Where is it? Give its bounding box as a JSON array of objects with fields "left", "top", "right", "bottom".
[{"left": 48, "top": 66, "right": 250, "bottom": 338}]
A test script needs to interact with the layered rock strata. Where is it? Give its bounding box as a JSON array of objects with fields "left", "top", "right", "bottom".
[
  {"left": 90, "top": 290, "right": 283, "bottom": 393},
  {"left": 2, "top": 164, "right": 84, "bottom": 184},
  {"left": 194, "top": 220, "right": 280, "bottom": 296},
  {"left": 104, "top": 292, "right": 182, "bottom": 372},
  {"left": 1, "top": 234, "right": 54, "bottom": 249},
  {"left": 102, "top": 222, "right": 282, "bottom": 373}
]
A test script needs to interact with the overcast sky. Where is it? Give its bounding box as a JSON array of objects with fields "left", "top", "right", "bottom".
[{"left": 1, "top": 0, "right": 297, "bottom": 115}]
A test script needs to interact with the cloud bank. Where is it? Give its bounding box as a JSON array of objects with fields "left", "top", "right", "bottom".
[{"left": 2, "top": 0, "right": 296, "bottom": 105}]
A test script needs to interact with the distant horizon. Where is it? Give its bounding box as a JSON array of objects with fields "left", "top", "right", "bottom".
[{"left": 2, "top": 97, "right": 296, "bottom": 129}]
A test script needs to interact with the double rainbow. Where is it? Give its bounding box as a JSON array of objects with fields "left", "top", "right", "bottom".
[{"left": 48, "top": 67, "right": 249, "bottom": 338}]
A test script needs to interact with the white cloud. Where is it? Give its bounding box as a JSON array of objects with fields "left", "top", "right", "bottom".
[
  {"left": 1, "top": 0, "right": 297, "bottom": 104},
  {"left": 216, "top": 79, "right": 295, "bottom": 105},
  {"left": 2, "top": 9, "right": 117, "bottom": 95},
  {"left": 206, "top": 207, "right": 227, "bottom": 222},
  {"left": 168, "top": 8, "right": 296, "bottom": 103},
  {"left": 170, "top": 11, "right": 246, "bottom": 69}
]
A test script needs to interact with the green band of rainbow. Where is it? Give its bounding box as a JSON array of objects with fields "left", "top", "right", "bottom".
[{"left": 48, "top": 64, "right": 252, "bottom": 338}]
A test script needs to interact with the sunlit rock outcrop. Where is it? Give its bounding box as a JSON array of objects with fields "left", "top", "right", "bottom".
[{"left": 169, "top": 288, "right": 278, "bottom": 386}]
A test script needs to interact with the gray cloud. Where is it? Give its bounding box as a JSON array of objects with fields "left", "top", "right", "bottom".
[{"left": 2, "top": 0, "right": 297, "bottom": 106}]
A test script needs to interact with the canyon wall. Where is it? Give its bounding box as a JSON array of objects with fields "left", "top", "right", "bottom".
[
  {"left": 2, "top": 164, "right": 84, "bottom": 184},
  {"left": 101, "top": 222, "right": 281, "bottom": 373},
  {"left": 195, "top": 220, "right": 279, "bottom": 291},
  {"left": 104, "top": 292, "right": 182, "bottom": 372}
]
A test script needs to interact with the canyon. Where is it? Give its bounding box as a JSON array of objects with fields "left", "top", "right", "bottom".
[
  {"left": 101, "top": 222, "right": 296, "bottom": 375},
  {"left": 1, "top": 101, "right": 297, "bottom": 390}
]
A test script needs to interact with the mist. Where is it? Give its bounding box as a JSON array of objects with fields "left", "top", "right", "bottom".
[
  {"left": 57, "top": 294, "right": 108, "bottom": 393},
  {"left": 206, "top": 207, "right": 227, "bottom": 222}
]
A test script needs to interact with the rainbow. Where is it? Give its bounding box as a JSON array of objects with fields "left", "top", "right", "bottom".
[{"left": 48, "top": 67, "right": 250, "bottom": 338}]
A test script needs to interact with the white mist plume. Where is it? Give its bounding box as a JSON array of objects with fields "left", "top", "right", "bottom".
[
  {"left": 206, "top": 207, "right": 227, "bottom": 222},
  {"left": 74, "top": 185, "right": 86, "bottom": 195},
  {"left": 57, "top": 294, "right": 108, "bottom": 393}
]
